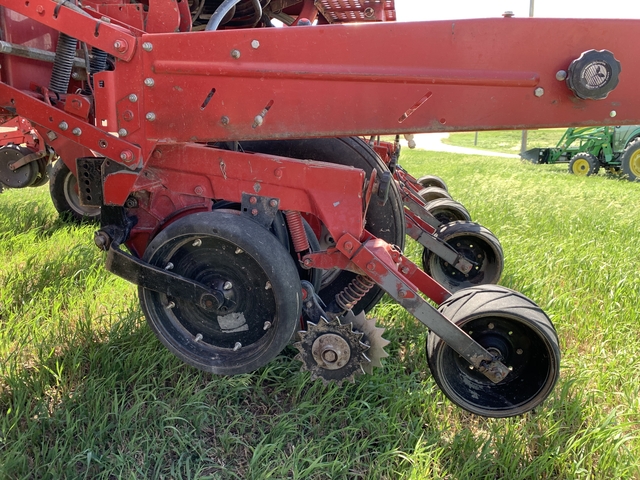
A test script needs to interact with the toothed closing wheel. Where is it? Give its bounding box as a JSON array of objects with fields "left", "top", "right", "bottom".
[
  {"left": 294, "top": 317, "right": 371, "bottom": 385},
  {"left": 343, "top": 311, "right": 389, "bottom": 375}
]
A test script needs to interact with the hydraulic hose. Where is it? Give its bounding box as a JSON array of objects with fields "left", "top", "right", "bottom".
[{"left": 205, "top": 0, "right": 262, "bottom": 31}]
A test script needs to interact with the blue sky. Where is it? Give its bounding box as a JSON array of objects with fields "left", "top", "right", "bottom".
[{"left": 395, "top": 0, "right": 640, "bottom": 21}]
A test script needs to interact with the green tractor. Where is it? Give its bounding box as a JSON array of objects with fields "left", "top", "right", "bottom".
[{"left": 521, "top": 125, "right": 640, "bottom": 180}]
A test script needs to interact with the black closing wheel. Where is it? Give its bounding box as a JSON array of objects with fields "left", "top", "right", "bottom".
[
  {"left": 416, "top": 174, "right": 448, "bottom": 191},
  {"left": 568, "top": 152, "right": 599, "bottom": 176},
  {"left": 424, "top": 198, "right": 472, "bottom": 224},
  {"left": 50, "top": 159, "right": 101, "bottom": 223},
  {"left": 423, "top": 221, "right": 503, "bottom": 292},
  {"left": 418, "top": 186, "right": 452, "bottom": 203},
  {"left": 240, "top": 137, "right": 405, "bottom": 314},
  {"left": 427, "top": 285, "right": 560, "bottom": 417},
  {"left": 139, "top": 211, "right": 302, "bottom": 375}
]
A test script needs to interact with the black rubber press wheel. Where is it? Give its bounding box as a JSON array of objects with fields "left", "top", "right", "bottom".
[
  {"left": 424, "top": 198, "right": 472, "bottom": 224},
  {"left": 423, "top": 221, "right": 504, "bottom": 292},
  {"left": 139, "top": 211, "right": 302, "bottom": 375},
  {"left": 416, "top": 174, "right": 448, "bottom": 191},
  {"left": 427, "top": 285, "right": 560, "bottom": 418}
]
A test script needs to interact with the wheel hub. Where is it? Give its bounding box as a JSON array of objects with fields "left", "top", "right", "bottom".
[
  {"left": 312, "top": 333, "right": 350, "bottom": 370},
  {"left": 630, "top": 150, "right": 640, "bottom": 176},
  {"left": 294, "top": 317, "right": 371, "bottom": 385}
]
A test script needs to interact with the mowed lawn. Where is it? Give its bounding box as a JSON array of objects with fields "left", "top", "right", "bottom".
[{"left": 0, "top": 149, "right": 638, "bottom": 479}]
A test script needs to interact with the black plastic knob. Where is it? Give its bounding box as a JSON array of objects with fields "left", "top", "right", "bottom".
[{"left": 566, "top": 49, "right": 621, "bottom": 100}]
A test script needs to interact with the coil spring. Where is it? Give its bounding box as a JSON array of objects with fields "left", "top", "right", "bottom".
[
  {"left": 284, "top": 210, "right": 309, "bottom": 253},
  {"left": 89, "top": 48, "right": 107, "bottom": 74},
  {"left": 335, "top": 275, "right": 376, "bottom": 312},
  {"left": 49, "top": 33, "right": 78, "bottom": 94},
  {"left": 82, "top": 48, "right": 107, "bottom": 95}
]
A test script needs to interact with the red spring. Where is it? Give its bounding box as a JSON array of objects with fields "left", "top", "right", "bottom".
[
  {"left": 335, "top": 275, "right": 376, "bottom": 311},
  {"left": 285, "top": 210, "right": 309, "bottom": 253}
]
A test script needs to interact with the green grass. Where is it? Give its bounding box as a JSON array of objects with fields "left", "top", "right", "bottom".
[
  {"left": 442, "top": 129, "right": 566, "bottom": 154},
  {"left": 0, "top": 153, "right": 639, "bottom": 479}
]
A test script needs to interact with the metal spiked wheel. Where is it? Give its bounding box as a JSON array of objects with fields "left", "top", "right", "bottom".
[
  {"left": 139, "top": 211, "right": 302, "bottom": 375},
  {"left": 294, "top": 316, "right": 372, "bottom": 385},
  {"left": 423, "top": 221, "right": 503, "bottom": 292},
  {"left": 343, "top": 310, "right": 389, "bottom": 375},
  {"left": 427, "top": 285, "right": 560, "bottom": 418}
]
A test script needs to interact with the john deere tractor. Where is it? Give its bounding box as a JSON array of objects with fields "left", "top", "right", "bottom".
[{"left": 521, "top": 125, "right": 640, "bottom": 180}]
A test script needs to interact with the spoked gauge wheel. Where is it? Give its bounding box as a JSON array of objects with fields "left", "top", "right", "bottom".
[
  {"left": 416, "top": 174, "right": 448, "bottom": 191},
  {"left": 418, "top": 186, "right": 452, "bottom": 203},
  {"left": 240, "top": 137, "right": 405, "bottom": 314},
  {"left": 424, "top": 198, "right": 472, "bottom": 224},
  {"left": 139, "top": 211, "right": 302, "bottom": 375},
  {"left": 427, "top": 285, "right": 560, "bottom": 417},
  {"left": 423, "top": 221, "right": 503, "bottom": 292},
  {"left": 50, "top": 159, "right": 101, "bottom": 223}
]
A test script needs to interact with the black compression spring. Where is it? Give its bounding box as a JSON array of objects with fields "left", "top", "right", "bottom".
[
  {"left": 49, "top": 33, "right": 78, "bottom": 94},
  {"left": 335, "top": 275, "right": 376, "bottom": 312}
]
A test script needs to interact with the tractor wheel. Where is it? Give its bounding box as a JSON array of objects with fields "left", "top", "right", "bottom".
[
  {"left": 240, "top": 137, "right": 405, "bottom": 314},
  {"left": 418, "top": 186, "right": 452, "bottom": 203},
  {"left": 416, "top": 174, "right": 448, "bottom": 191},
  {"left": 423, "top": 198, "right": 472, "bottom": 224},
  {"left": 427, "top": 285, "right": 560, "bottom": 417},
  {"left": 139, "top": 211, "right": 301, "bottom": 375},
  {"left": 50, "top": 159, "right": 101, "bottom": 223},
  {"left": 568, "top": 152, "right": 599, "bottom": 176},
  {"left": 423, "top": 221, "right": 503, "bottom": 292},
  {"left": 620, "top": 138, "right": 640, "bottom": 181}
]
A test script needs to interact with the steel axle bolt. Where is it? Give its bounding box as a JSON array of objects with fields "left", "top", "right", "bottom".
[
  {"left": 165, "top": 262, "right": 174, "bottom": 270},
  {"left": 113, "top": 39, "right": 128, "bottom": 53},
  {"left": 58, "top": 121, "right": 68, "bottom": 131},
  {"left": 128, "top": 94, "right": 138, "bottom": 103},
  {"left": 231, "top": 49, "right": 241, "bottom": 59},
  {"left": 610, "top": 110, "right": 617, "bottom": 118},
  {"left": 233, "top": 342, "right": 242, "bottom": 351},
  {"left": 194, "top": 333, "right": 203, "bottom": 342},
  {"left": 223, "top": 281, "right": 233, "bottom": 290},
  {"left": 192, "top": 239, "right": 202, "bottom": 247},
  {"left": 145, "top": 112, "right": 156, "bottom": 121},
  {"left": 167, "top": 301, "right": 175, "bottom": 309},
  {"left": 263, "top": 321, "right": 272, "bottom": 331},
  {"left": 142, "top": 42, "right": 153, "bottom": 52},
  {"left": 144, "top": 78, "right": 155, "bottom": 87},
  {"left": 534, "top": 87, "right": 545, "bottom": 97},
  {"left": 251, "top": 40, "right": 260, "bottom": 49},
  {"left": 120, "top": 150, "right": 134, "bottom": 162},
  {"left": 72, "top": 127, "right": 82, "bottom": 136},
  {"left": 118, "top": 128, "right": 128, "bottom": 137}
]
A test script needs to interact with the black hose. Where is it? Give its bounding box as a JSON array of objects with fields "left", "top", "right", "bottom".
[{"left": 205, "top": 0, "right": 262, "bottom": 31}]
